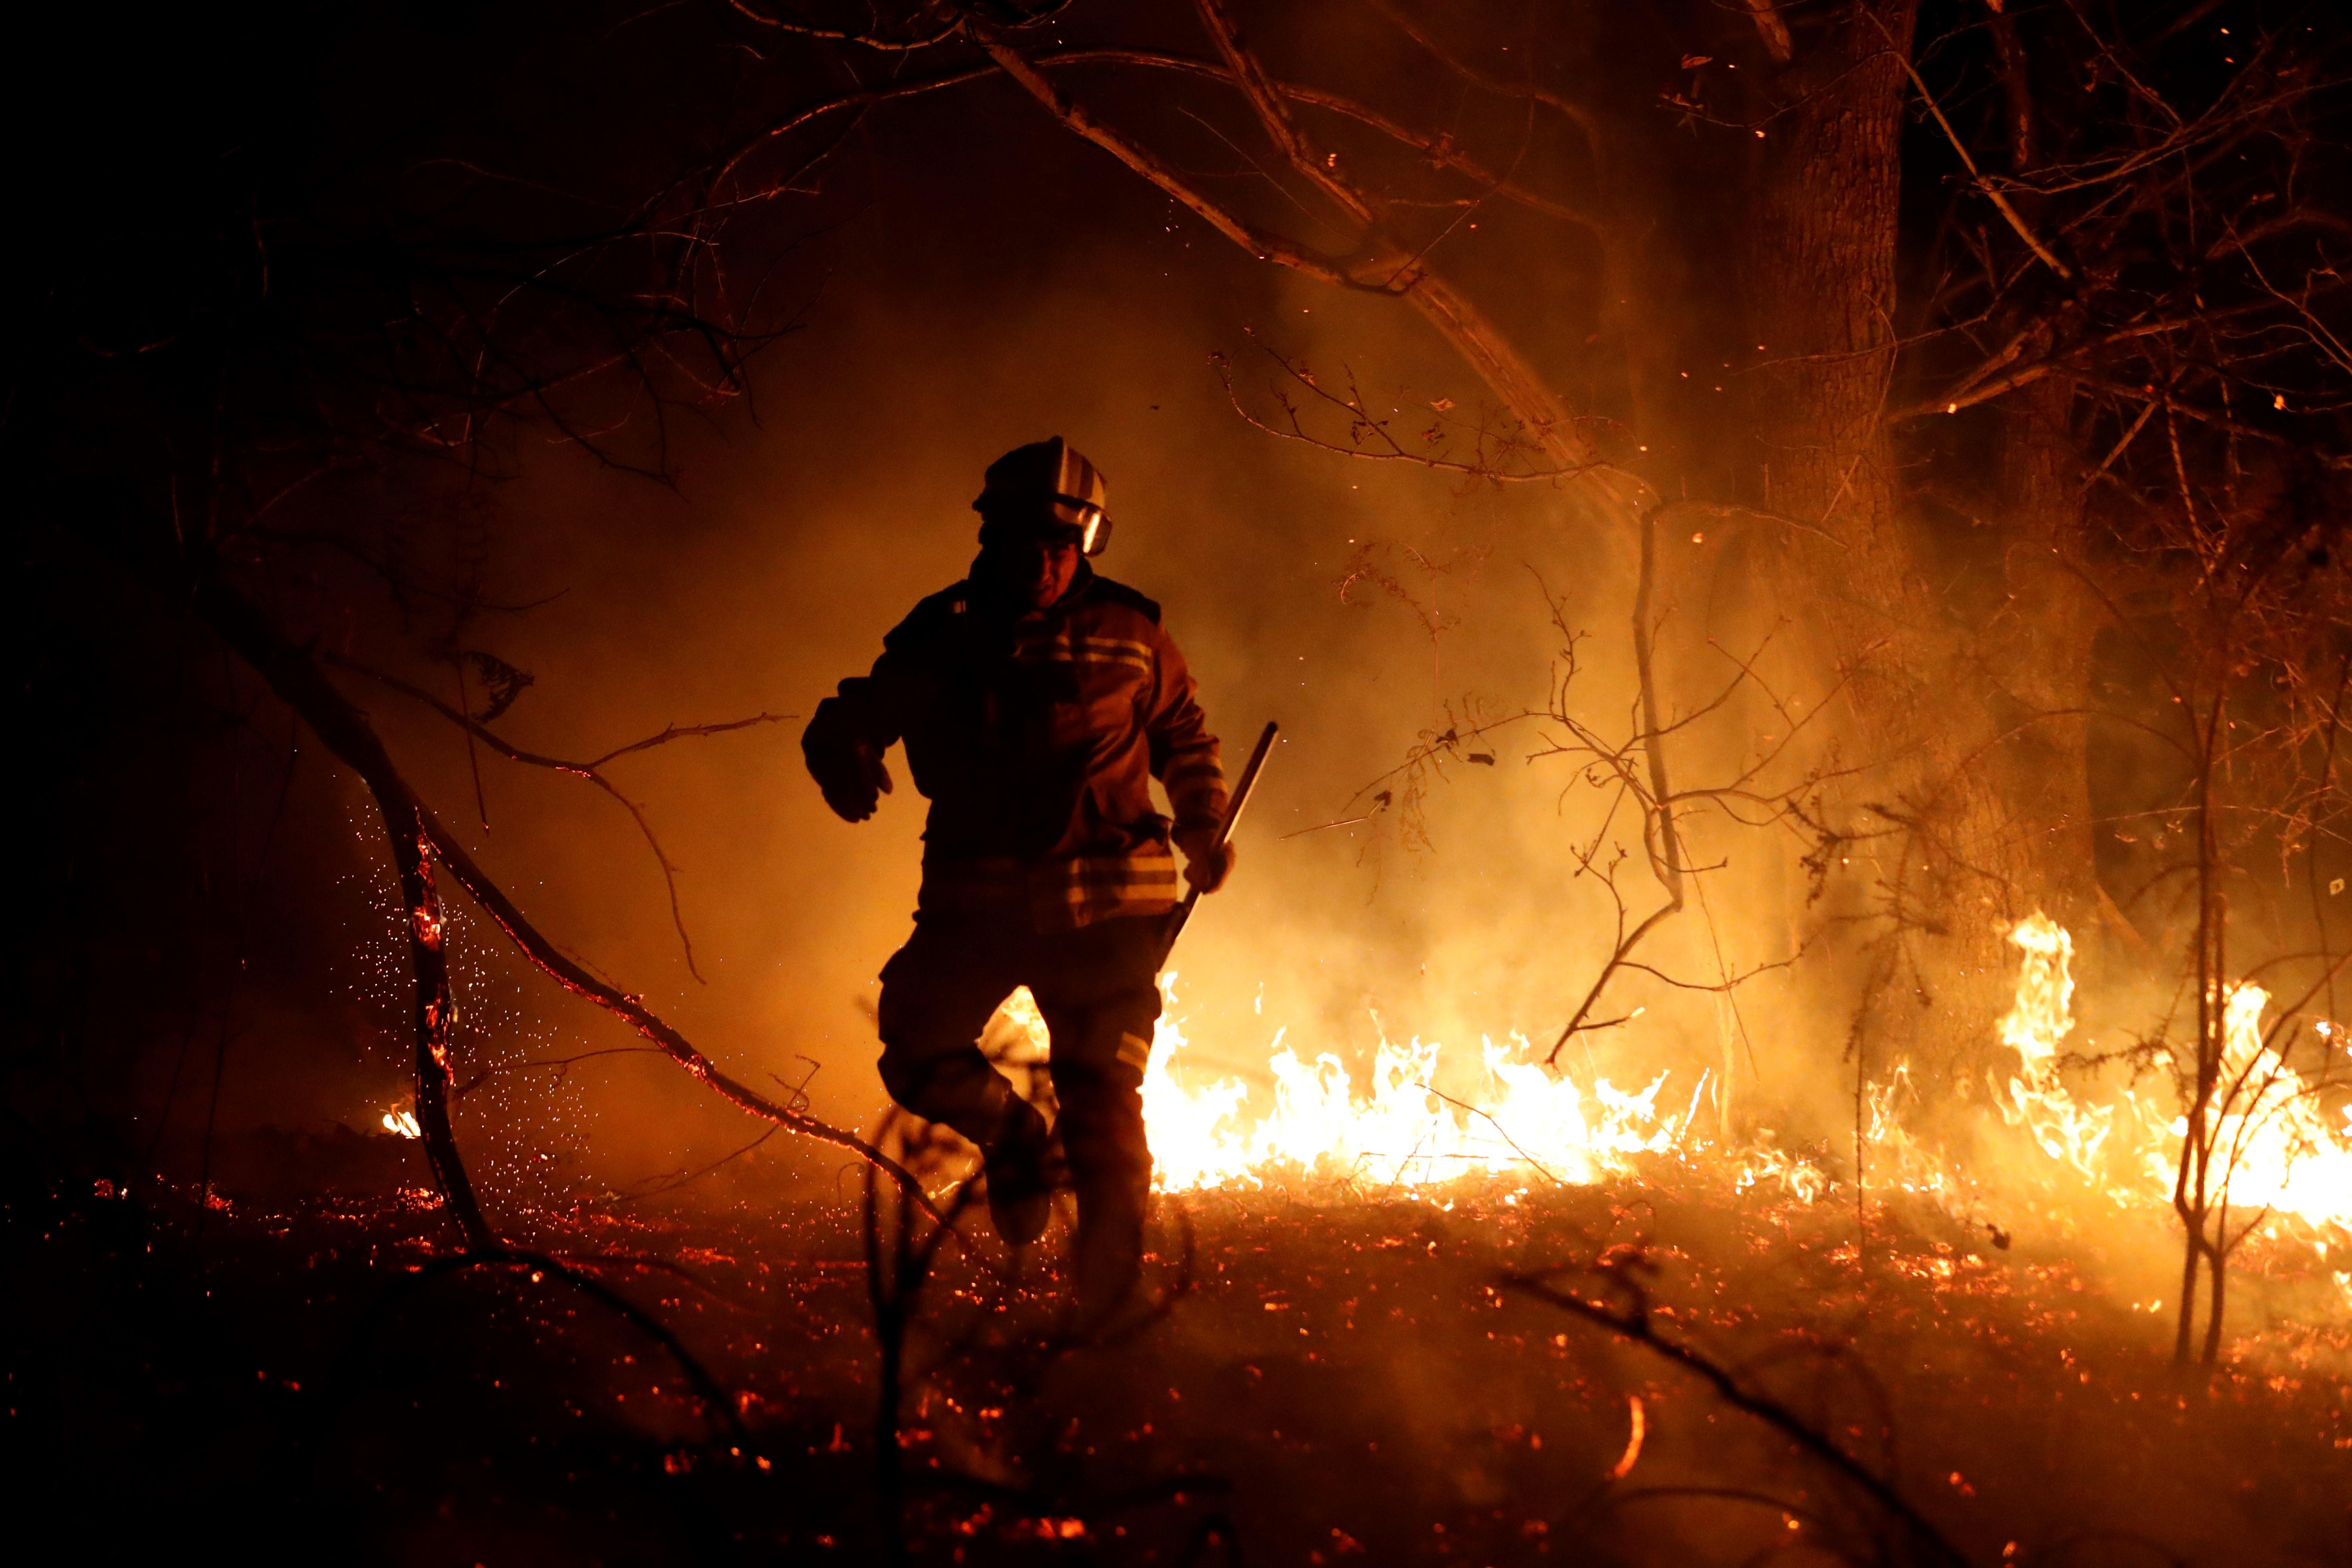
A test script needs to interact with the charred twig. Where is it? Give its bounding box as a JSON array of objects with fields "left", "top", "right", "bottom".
[
  {"left": 1421, "top": 1084, "right": 1566, "bottom": 1185},
  {"left": 1507, "top": 1268, "right": 1968, "bottom": 1568},
  {"left": 1214, "top": 337, "right": 1603, "bottom": 483},
  {"left": 610, "top": 1125, "right": 782, "bottom": 1204}
]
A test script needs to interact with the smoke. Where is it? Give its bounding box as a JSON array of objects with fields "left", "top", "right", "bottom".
[{"left": 115, "top": 14, "right": 1874, "bottom": 1210}]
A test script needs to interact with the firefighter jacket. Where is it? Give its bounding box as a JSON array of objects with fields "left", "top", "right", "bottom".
[{"left": 805, "top": 561, "right": 1227, "bottom": 931}]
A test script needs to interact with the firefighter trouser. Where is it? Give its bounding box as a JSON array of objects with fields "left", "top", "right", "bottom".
[{"left": 876, "top": 913, "right": 1162, "bottom": 1257}]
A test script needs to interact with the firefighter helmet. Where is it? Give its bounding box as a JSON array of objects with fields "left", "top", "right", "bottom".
[{"left": 973, "top": 437, "right": 1113, "bottom": 556}]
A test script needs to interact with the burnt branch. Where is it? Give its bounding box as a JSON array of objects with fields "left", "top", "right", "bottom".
[
  {"left": 194, "top": 571, "right": 945, "bottom": 1232},
  {"left": 422, "top": 811, "right": 948, "bottom": 1225},
  {"left": 195, "top": 573, "right": 494, "bottom": 1250},
  {"left": 454, "top": 1045, "right": 667, "bottom": 1098},
  {"left": 723, "top": 0, "right": 994, "bottom": 52},
  {"left": 1506, "top": 1267, "right": 1967, "bottom": 1568}
]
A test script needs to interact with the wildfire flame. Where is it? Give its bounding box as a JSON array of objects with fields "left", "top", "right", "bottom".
[
  {"left": 382, "top": 1109, "right": 422, "bottom": 1139},
  {"left": 1140, "top": 978, "right": 1683, "bottom": 1192},
  {"left": 1985, "top": 914, "right": 2350, "bottom": 1244},
  {"left": 1993, "top": 914, "right": 2116, "bottom": 1179},
  {"left": 1060, "top": 918, "right": 2352, "bottom": 1263},
  {"left": 1735, "top": 1134, "right": 1829, "bottom": 1205},
  {"left": 2147, "top": 979, "right": 2352, "bottom": 1233}
]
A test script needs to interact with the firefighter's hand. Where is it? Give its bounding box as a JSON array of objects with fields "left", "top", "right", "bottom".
[
  {"left": 816, "top": 741, "right": 894, "bottom": 823},
  {"left": 1177, "top": 829, "right": 1236, "bottom": 894}
]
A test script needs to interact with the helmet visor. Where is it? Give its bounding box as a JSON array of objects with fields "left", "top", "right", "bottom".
[{"left": 983, "top": 499, "right": 1111, "bottom": 557}]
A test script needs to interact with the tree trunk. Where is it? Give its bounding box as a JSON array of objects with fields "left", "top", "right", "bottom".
[
  {"left": 1740, "top": 0, "right": 2034, "bottom": 1091},
  {"left": 1988, "top": 376, "right": 2103, "bottom": 954},
  {"left": 192, "top": 571, "right": 495, "bottom": 1251}
]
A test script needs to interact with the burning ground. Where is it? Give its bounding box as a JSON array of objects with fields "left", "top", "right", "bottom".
[{"left": 15, "top": 921, "right": 2351, "bottom": 1565}]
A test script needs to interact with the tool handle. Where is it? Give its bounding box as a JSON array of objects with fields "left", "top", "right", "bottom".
[{"left": 1159, "top": 720, "right": 1278, "bottom": 965}]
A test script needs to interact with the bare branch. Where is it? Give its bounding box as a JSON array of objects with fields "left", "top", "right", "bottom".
[
  {"left": 961, "top": 16, "right": 1600, "bottom": 467},
  {"left": 1507, "top": 1267, "right": 1968, "bottom": 1568},
  {"left": 964, "top": 24, "right": 1350, "bottom": 282},
  {"left": 1355, "top": 0, "right": 1600, "bottom": 144},
  {"left": 723, "top": 0, "right": 980, "bottom": 51},
  {"left": 329, "top": 654, "right": 790, "bottom": 982},
  {"left": 1191, "top": 0, "right": 1372, "bottom": 225},
  {"left": 1868, "top": 8, "right": 2071, "bottom": 279}
]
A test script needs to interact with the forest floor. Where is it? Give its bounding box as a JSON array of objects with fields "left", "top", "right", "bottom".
[{"left": 8, "top": 1146, "right": 2350, "bottom": 1567}]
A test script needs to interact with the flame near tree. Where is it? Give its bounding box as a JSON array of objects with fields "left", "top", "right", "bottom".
[{"left": 1113, "top": 915, "right": 2351, "bottom": 1329}]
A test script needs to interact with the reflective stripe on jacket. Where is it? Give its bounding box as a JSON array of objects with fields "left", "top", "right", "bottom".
[{"left": 807, "top": 562, "right": 1226, "bottom": 931}]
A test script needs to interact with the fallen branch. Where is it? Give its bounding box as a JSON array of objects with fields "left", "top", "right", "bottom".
[
  {"left": 194, "top": 571, "right": 943, "bottom": 1235},
  {"left": 422, "top": 806, "right": 946, "bottom": 1224}
]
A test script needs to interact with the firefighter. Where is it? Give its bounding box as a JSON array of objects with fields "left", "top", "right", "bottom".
[{"left": 802, "top": 437, "right": 1233, "bottom": 1321}]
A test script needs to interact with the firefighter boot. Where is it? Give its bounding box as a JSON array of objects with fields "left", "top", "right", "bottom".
[
  {"left": 1071, "top": 1184, "right": 1148, "bottom": 1333},
  {"left": 1056, "top": 1059, "right": 1153, "bottom": 1332},
  {"left": 983, "top": 1095, "right": 1057, "bottom": 1248}
]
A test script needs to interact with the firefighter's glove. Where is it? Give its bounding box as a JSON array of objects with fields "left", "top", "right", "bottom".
[
  {"left": 804, "top": 703, "right": 894, "bottom": 823},
  {"left": 1176, "top": 827, "right": 1237, "bottom": 894},
  {"left": 814, "top": 741, "right": 891, "bottom": 822}
]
